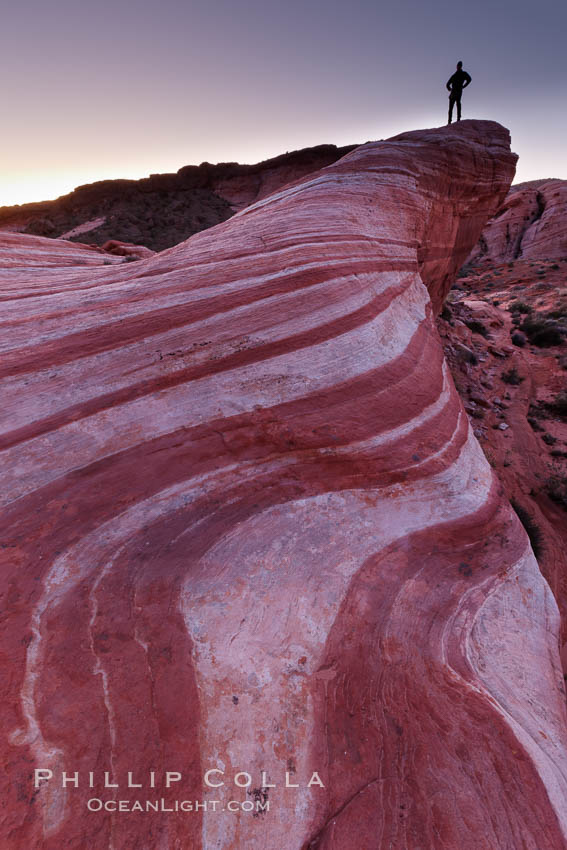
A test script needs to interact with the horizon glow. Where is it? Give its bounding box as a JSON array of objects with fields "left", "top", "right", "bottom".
[{"left": 2, "top": 0, "right": 566, "bottom": 207}]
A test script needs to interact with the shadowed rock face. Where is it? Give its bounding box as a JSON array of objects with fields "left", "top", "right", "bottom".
[{"left": 3, "top": 121, "right": 567, "bottom": 850}]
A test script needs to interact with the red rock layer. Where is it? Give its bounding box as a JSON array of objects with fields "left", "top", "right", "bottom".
[
  {"left": 100, "top": 239, "right": 155, "bottom": 260},
  {"left": 0, "top": 231, "right": 121, "bottom": 269},
  {"left": 467, "top": 178, "right": 567, "bottom": 266},
  {"left": 3, "top": 122, "right": 567, "bottom": 850}
]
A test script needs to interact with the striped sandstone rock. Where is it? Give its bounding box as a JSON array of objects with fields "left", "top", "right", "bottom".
[{"left": 3, "top": 121, "right": 567, "bottom": 850}]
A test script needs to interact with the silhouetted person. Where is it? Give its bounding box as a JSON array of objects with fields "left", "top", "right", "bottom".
[{"left": 446, "top": 61, "right": 471, "bottom": 123}]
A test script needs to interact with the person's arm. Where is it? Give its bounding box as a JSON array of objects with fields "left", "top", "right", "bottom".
[
  {"left": 446, "top": 75, "right": 453, "bottom": 91},
  {"left": 463, "top": 72, "right": 472, "bottom": 88}
]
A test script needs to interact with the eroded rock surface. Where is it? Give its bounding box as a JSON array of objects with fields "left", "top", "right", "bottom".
[
  {"left": 3, "top": 122, "right": 567, "bottom": 850},
  {"left": 467, "top": 178, "right": 567, "bottom": 267},
  {"left": 440, "top": 258, "right": 567, "bottom": 670},
  {"left": 0, "top": 231, "right": 121, "bottom": 269}
]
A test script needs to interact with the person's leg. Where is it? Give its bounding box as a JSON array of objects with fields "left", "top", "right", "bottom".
[
  {"left": 456, "top": 96, "right": 462, "bottom": 121},
  {"left": 448, "top": 95, "right": 454, "bottom": 124}
]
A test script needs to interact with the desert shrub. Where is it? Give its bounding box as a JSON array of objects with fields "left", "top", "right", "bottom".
[
  {"left": 550, "top": 391, "right": 567, "bottom": 417},
  {"left": 457, "top": 262, "right": 474, "bottom": 278},
  {"left": 511, "top": 331, "right": 526, "bottom": 347},
  {"left": 542, "top": 433, "right": 557, "bottom": 445},
  {"left": 509, "top": 301, "right": 532, "bottom": 314},
  {"left": 520, "top": 316, "right": 564, "bottom": 347},
  {"left": 510, "top": 500, "right": 544, "bottom": 559},
  {"left": 501, "top": 367, "right": 524, "bottom": 385},
  {"left": 465, "top": 319, "right": 489, "bottom": 337},
  {"left": 545, "top": 476, "right": 567, "bottom": 511}
]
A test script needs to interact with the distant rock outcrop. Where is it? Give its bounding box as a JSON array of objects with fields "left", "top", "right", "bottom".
[
  {"left": 5, "top": 122, "right": 567, "bottom": 850},
  {"left": 467, "top": 178, "right": 567, "bottom": 266},
  {"left": 100, "top": 239, "right": 155, "bottom": 260},
  {"left": 0, "top": 145, "right": 355, "bottom": 252}
]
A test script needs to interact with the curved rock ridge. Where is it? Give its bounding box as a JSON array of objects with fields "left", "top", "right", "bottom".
[
  {"left": 3, "top": 121, "right": 567, "bottom": 850},
  {"left": 467, "top": 178, "right": 567, "bottom": 266}
]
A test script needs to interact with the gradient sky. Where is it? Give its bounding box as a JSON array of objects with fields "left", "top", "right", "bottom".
[{"left": 2, "top": 0, "right": 566, "bottom": 206}]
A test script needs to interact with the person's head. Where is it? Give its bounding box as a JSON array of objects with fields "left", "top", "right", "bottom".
[{"left": 457, "top": 61, "right": 463, "bottom": 69}]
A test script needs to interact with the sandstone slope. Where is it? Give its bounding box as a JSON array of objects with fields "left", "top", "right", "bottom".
[{"left": 4, "top": 122, "right": 567, "bottom": 850}]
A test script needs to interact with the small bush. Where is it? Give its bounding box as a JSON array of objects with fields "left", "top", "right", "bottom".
[
  {"left": 501, "top": 367, "right": 524, "bottom": 385},
  {"left": 510, "top": 500, "right": 544, "bottom": 558},
  {"left": 457, "top": 263, "right": 474, "bottom": 279},
  {"left": 511, "top": 331, "right": 526, "bottom": 347},
  {"left": 509, "top": 301, "right": 532, "bottom": 314},
  {"left": 545, "top": 476, "right": 567, "bottom": 511},
  {"left": 550, "top": 392, "right": 567, "bottom": 417},
  {"left": 520, "top": 316, "right": 564, "bottom": 347},
  {"left": 465, "top": 319, "right": 489, "bottom": 337}
]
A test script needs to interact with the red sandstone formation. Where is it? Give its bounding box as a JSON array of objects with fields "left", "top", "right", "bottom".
[
  {"left": 3, "top": 121, "right": 567, "bottom": 850},
  {"left": 0, "top": 231, "right": 119, "bottom": 269},
  {"left": 100, "top": 239, "right": 155, "bottom": 260},
  {"left": 467, "top": 178, "right": 567, "bottom": 267},
  {"left": 439, "top": 258, "right": 567, "bottom": 668}
]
